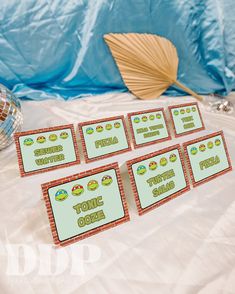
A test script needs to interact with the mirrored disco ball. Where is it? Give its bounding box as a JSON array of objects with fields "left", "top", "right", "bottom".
[{"left": 0, "top": 84, "right": 23, "bottom": 150}]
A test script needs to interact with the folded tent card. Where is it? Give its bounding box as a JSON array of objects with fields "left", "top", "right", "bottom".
[{"left": 14, "top": 124, "right": 80, "bottom": 177}]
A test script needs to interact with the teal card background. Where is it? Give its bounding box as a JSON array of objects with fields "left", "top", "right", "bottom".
[
  {"left": 186, "top": 134, "right": 230, "bottom": 183},
  {"left": 48, "top": 168, "right": 125, "bottom": 242},
  {"left": 19, "top": 128, "right": 77, "bottom": 173},
  {"left": 130, "top": 110, "right": 169, "bottom": 145},
  {"left": 131, "top": 148, "right": 187, "bottom": 209},
  {"left": 81, "top": 118, "right": 129, "bottom": 159},
  {"left": 170, "top": 104, "right": 203, "bottom": 135}
]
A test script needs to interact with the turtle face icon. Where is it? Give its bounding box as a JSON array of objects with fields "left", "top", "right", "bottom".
[
  {"left": 86, "top": 127, "right": 94, "bottom": 135},
  {"left": 87, "top": 180, "right": 99, "bottom": 191},
  {"left": 114, "top": 122, "right": 121, "bottom": 128},
  {"left": 149, "top": 161, "right": 157, "bottom": 170},
  {"left": 156, "top": 113, "right": 162, "bottom": 119},
  {"left": 55, "top": 189, "right": 68, "bottom": 201},
  {"left": 72, "top": 184, "right": 84, "bottom": 196},
  {"left": 160, "top": 157, "right": 168, "bottom": 166},
  {"left": 102, "top": 175, "right": 113, "bottom": 186},
  {"left": 96, "top": 125, "right": 103, "bottom": 133},
  {"left": 190, "top": 147, "right": 198, "bottom": 155},
  {"left": 192, "top": 106, "right": 196, "bottom": 112},
  {"left": 37, "top": 136, "right": 46, "bottom": 143},
  {"left": 142, "top": 116, "right": 148, "bottom": 122},
  {"left": 49, "top": 134, "right": 57, "bottom": 141},
  {"left": 24, "top": 138, "right": 34, "bottom": 146},
  {"left": 149, "top": 114, "right": 155, "bottom": 121},
  {"left": 60, "top": 132, "right": 68, "bottom": 139},
  {"left": 133, "top": 117, "right": 140, "bottom": 123},
  {"left": 105, "top": 124, "right": 112, "bottom": 130},
  {"left": 169, "top": 153, "right": 177, "bottom": 162},
  {"left": 137, "top": 165, "right": 147, "bottom": 175},
  {"left": 173, "top": 110, "right": 179, "bottom": 116},
  {"left": 199, "top": 144, "right": 206, "bottom": 152},
  {"left": 207, "top": 141, "right": 213, "bottom": 149},
  {"left": 215, "top": 139, "right": 221, "bottom": 146},
  {"left": 180, "top": 109, "right": 185, "bottom": 115},
  {"left": 186, "top": 108, "right": 191, "bottom": 113}
]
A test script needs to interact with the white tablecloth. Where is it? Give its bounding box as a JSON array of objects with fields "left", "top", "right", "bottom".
[{"left": 1, "top": 93, "right": 235, "bottom": 294}]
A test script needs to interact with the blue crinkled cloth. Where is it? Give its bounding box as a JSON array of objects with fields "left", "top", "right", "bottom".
[{"left": 0, "top": 0, "right": 234, "bottom": 100}]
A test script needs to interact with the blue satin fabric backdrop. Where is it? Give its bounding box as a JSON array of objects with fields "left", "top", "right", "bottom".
[{"left": 0, "top": 0, "right": 234, "bottom": 100}]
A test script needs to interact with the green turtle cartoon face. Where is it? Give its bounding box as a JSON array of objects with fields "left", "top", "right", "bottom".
[
  {"left": 55, "top": 189, "right": 68, "bottom": 201},
  {"left": 49, "top": 134, "right": 57, "bottom": 142},
  {"left": 160, "top": 157, "right": 168, "bottom": 167},
  {"left": 173, "top": 110, "right": 179, "bottom": 116},
  {"left": 215, "top": 139, "right": 221, "bottom": 146},
  {"left": 169, "top": 153, "right": 177, "bottom": 162},
  {"left": 190, "top": 147, "right": 198, "bottom": 155},
  {"left": 114, "top": 122, "right": 121, "bottom": 128},
  {"left": 87, "top": 180, "right": 99, "bottom": 191},
  {"left": 133, "top": 117, "right": 140, "bottom": 123},
  {"left": 137, "top": 165, "right": 147, "bottom": 175},
  {"left": 199, "top": 144, "right": 206, "bottom": 152},
  {"left": 186, "top": 108, "right": 191, "bottom": 113},
  {"left": 149, "top": 114, "right": 155, "bottom": 121},
  {"left": 24, "top": 138, "right": 34, "bottom": 146},
  {"left": 180, "top": 109, "right": 185, "bottom": 115},
  {"left": 149, "top": 161, "right": 157, "bottom": 170},
  {"left": 37, "top": 136, "right": 46, "bottom": 143},
  {"left": 156, "top": 113, "right": 162, "bottom": 119},
  {"left": 72, "top": 184, "right": 84, "bottom": 196},
  {"left": 86, "top": 127, "right": 94, "bottom": 135},
  {"left": 105, "top": 124, "right": 112, "bottom": 130},
  {"left": 102, "top": 175, "right": 113, "bottom": 186},
  {"left": 207, "top": 141, "right": 214, "bottom": 149},
  {"left": 142, "top": 116, "right": 148, "bottom": 122},
  {"left": 96, "top": 125, "right": 103, "bottom": 133},
  {"left": 60, "top": 132, "right": 68, "bottom": 139},
  {"left": 192, "top": 106, "right": 196, "bottom": 112}
]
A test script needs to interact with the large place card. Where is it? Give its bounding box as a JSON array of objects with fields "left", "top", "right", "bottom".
[
  {"left": 127, "top": 145, "right": 190, "bottom": 215},
  {"left": 41, "top": 163, "right": 130, "bottom": 246},
  {"left": 183, "top": 131, "right": 232, "bottom": 187},
  {"left": 78, "top": 116, "right": 131, "bottom": 162},
  {"left": 127, "top": 108, "right": 171, "bottom": 148},
  {"left": 14, "top": 124, "right": 80, "bottom": 177},
  {"left": 168, "top": 102, "right": 205, "bottom": 137}
]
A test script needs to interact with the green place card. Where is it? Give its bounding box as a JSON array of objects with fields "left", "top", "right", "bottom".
[
  {"left": 168, "top": 102, "right": 205, "bottom": 137},
  {"left": 41, "top": 163, "right": 129, "bottom": 246},
  {"left": 78, "top": 116, "right": 131, "bottom": 163},
  {"left": 183, "top": 131, "right": 232, "bottom": 187},
  {"left": 127, "top": 145, "right": 190, "bottom": 215},
  {"left": 14, "top": 124, "right": 80, "bottom": 177},
  {"left": 127, "top": 108, "right": 171, "bottom": 148}
]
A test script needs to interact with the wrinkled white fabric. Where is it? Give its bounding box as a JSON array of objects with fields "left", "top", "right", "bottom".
[{"left": 0, "top": 93, "right": 235, "bottom": 294}]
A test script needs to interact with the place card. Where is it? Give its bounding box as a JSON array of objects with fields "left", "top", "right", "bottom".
[
  {"left": 168, "top": 102, "right": 205, "bottom": 137},
  {"left": 41, "top": 162, "right": 130, "bottom": 246},
  {"left": 127, "top": 108, "right": 171, "bottom": 148},
  {"left": 183, "top": 131, "right": 232, "bottom": 187},
  {"left": 14, "top": 124, "right": 80, "bottom": 177},
  {"left": 78, "top": 116, "right": 131, "bottom": 162},
  {"left": 127, "top": 145, "right": 190, "bottom": 215}
]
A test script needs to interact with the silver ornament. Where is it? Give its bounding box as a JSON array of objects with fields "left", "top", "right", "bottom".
[{"left": 0, "top": 84, "right": 23, "bottom": 150}]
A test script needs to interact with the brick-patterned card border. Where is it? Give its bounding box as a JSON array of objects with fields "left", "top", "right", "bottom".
[
  {"left": 183, "top": 131, "right": 232, "bottom": 187},
  {"left": 78, "top": 115, "right": 132, "bottom": 163},
  {"left": 14, "top": 124, "right": 80, "bottom": 177},
  {"left": 41, "top": 162, "right": 130, "bottom": 247},
  {"left": 168, "top": 102, "right": 205, "bottom": 137},
  {"left": 127, "top": 108, "right": 171, "bottom": 149},
  {"left": 126, "top": 144, "right": 190, "bottom": 215}
]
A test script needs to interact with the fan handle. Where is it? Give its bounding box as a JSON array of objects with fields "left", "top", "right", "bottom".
[{"left": 174, "top": 80, "right": 203, "bottom": 102}]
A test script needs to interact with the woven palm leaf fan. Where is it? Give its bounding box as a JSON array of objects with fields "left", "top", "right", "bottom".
[{"left": 104, "top": 33, "right": 203, "bottom": 101}]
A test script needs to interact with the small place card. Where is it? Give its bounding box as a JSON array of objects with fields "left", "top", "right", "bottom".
[
  {"left": 127, "top": 145, "right": 190, "bottom": 215},
  {"left": 183, "top": 131, "right": 232, "bottom": 187},
  {"left": 14, "top": 124, "right": 80, "bottom": 177},
  {"left": 168, "top": 102, "right": 205, "bottom": 137},
  {"left": 41, "top": 162, "right": 130, "bottom": 246},
  {"left": 78, "top": 116, "right": 131, "bottom": 162},
  {"left": 127, "top": 108, "right": 171, "bottom": 148}
]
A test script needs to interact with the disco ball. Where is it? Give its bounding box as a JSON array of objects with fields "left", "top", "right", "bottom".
[{"left": 0, "top": 84, "right": 23, "bottom": 150}]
